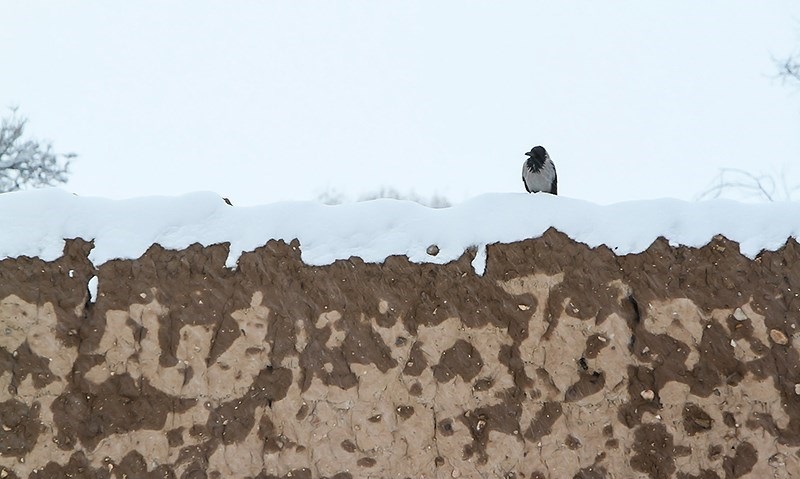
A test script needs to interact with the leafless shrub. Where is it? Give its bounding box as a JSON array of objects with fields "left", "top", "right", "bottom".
[
  {"left": 317, "top": 187, "right": 451, "bottom": 208},
  {"left": 697, "top": 168, "right": 798, "bottom": 202},
  {"left": 0, "top": 108, "right": 74, "bottom": 193}
]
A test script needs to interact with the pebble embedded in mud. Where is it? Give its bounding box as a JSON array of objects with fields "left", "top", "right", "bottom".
[{"left": 770, "top": 329, "right": 789, "bottom": 345}]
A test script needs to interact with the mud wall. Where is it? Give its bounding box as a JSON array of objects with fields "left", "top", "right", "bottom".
[{"left": 1, "top": 230, "right": 800, "bottom": 478}]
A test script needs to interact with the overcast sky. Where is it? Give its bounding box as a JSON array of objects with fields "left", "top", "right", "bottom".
[{"left": 2, "top": 2, "right": 799, "bottom": 206}]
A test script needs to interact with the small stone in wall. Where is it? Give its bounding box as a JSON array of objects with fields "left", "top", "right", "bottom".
[
  {"left": 396, "top": 405, "right": 415, "bottom": 419},
  {"left": 564, "top": 434, "right": 582, "bottom": 449},
  {"left": 341, "top": 440, "right": 357, "bottom": 453},
  {"left": 769, "top": 453, "right": 787, "bottom": 468},
  {"left": 733, "top": 307, "right": 748, "bottom": 321},
  {"left": 770, "top": 329, "right": 789, "bottom": 345},
  {"left": 795, "top": 384, "right": 800, "bottom": 396},
  {"left": 640, "top": 389, "right": 655, "bottom": 401}
]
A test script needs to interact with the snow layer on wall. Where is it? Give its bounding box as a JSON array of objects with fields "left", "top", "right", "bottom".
[{"left": 0, "top": 188, "right": 797, "bottom": 271}]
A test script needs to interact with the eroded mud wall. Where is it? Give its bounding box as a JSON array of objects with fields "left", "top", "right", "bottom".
[{"left": 1, "top": 230, "right": 800, "bottom": 478}]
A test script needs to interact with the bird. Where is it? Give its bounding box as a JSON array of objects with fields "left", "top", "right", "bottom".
[{"left": 522, "top": 145, "right": 557, "bottom": 195}]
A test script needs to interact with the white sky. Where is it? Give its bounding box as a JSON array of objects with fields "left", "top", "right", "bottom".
[{"left": 2, "top": 2, "right": 799, "bottom": 206}]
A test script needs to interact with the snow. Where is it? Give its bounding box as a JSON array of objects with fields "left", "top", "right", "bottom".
[
  {"left": 88, "top": 276, "right": 98, "bottom": 301},
  {"left": 0, "top": 188, "right": 798, "bottom": 275}
]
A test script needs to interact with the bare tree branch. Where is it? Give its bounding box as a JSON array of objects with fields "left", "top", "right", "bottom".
[
  {"left": 357, "top": 187, "right": 452, "bottom": 208},
  {"left": 697, "top": 168, "right": 796, "bottom": 202},
  {"left": 317, "top": 187, "right": 452, "bottom": 208},
  {"left": 777, "top": 54, "right": 800, "bottom": 83},
  {"left": 0, "top": 108, "right": 74, "bottom": 193},
  {"left": 773, "top": 39, "right": 800, "bottom": 85}
]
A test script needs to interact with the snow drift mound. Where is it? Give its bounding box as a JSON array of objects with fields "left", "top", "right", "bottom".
[{"left": 1, "top": 188, "right": 798, "bottom": 268}]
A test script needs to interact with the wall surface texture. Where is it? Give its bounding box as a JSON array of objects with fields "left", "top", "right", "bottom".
[{"left": 1, "top": 230, "right": 800, "bottom": 478}]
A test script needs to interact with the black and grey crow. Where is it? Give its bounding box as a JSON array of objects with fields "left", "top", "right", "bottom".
[{"left": 522, "top": 145, "right": 557, "bottom": 195}]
